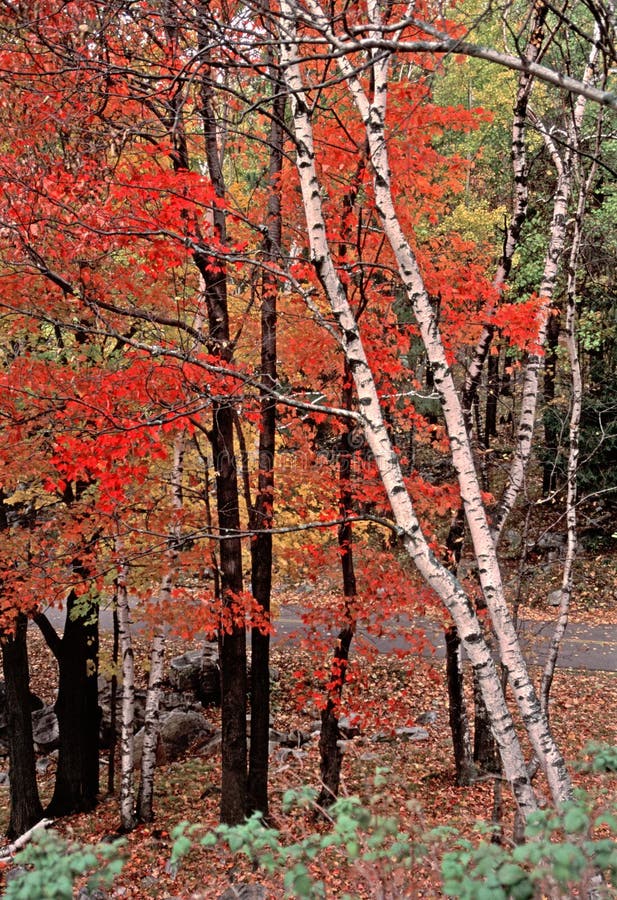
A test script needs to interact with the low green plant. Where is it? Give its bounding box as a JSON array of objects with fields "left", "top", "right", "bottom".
[
  {"left": 3, "top": 828, "right": 126, "bottom": 900},
  {"left": 171, "top": 774, "right": 438, "bottom": 898},
  {"left": 442, "top": 792, "right": 617, "bottom": 899},
  {"left": 171, "top": 754, "right": 617, "bottom": 899}
]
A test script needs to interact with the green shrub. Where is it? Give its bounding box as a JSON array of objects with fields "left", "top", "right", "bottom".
[
  {"left": 3, "top": 828, "right": 125, "bottom": 900},
  {"left": 171, "top": 755, "right": 617, "bottom": 899}
]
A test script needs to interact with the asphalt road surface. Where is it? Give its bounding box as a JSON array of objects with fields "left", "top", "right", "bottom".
[
  {"left": 39, "top": 602, "right": 617, "bottom": 672},
  {"left": 274, "top": 605, "right": 617, "bottom": 672}
]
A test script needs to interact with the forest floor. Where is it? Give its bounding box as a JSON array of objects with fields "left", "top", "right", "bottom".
[{"left": 0, "top": 544, "right": 616, "bottom": 898}]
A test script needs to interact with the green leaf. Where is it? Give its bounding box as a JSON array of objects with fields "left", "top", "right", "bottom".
[
  {"left": 563, "top": 806, "right": 589, "bottom": 834},
  {"left": 498, "top": 862, "right": 526, "bottom": 886}
]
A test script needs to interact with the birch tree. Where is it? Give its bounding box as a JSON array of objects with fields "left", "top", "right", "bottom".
[
  {"left": 278, "top": 0, "right": 583, "bottom": 818},
  {"left": 137, "top": 432, "right": 187, "bottom": 823}
]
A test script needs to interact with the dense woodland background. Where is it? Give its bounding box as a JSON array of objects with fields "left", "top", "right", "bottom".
[{"left": 0, "top": 0, "right": 616, "bottom": 896}]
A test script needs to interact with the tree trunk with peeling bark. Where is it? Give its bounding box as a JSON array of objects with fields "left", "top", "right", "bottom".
[
  {"left": 492, "top": 29, "right": 600, "bottom": 540},
  {"left": 540, "top": 104, "right": 602, "bottom": 721},
  {"left": 116, "top": 558, "right": 136, "bottom": 832},
  {"left": 137, "top": 433, "right": 185, "bottom": 823},
  {"left": 279, "top": 0, "right": 573, "bottom": 819}
]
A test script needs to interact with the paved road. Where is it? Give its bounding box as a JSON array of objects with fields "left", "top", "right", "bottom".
[
  {"left": 39, "top": 603, "right": 617, "bottom": 672},
  {"left": 274, "top": 606, "right": 617, "bottom": 673}
]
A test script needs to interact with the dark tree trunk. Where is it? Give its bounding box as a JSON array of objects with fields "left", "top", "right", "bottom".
[
  {"left": 37, "top": 591, "right": 100, "bottom": 817},
  {"left": 445, "top": 626, "right": 475, "bottom": 786},
  {"left": 484, "top": 348, "right": 500, "bottom": 447},
  {"left": 213, "top": 406, "right": 247, "bottom": 826},
  {"left": 443, "top": 507, "right": 475, "bottom": 783},
  {"left": 196, "top": 9, "right": 248, "bottom": 825},
  {"left": 472, "top": 607, "right": 500, "bottom": 775},
  {"left": 318, "top": 622, "right": 354, "bottom": 804},
  {"left": 543, "top": 308, "right": 561, "bottom": 495},
  {"left": 247, "top": 68, "right": 285, "bottom": 818},
  {"left": 1, "top": 613, "right": 44, "bottom": 838},
  {"left": 318, "top": 367, "right": 357, "bottom": 805},
  {"left": 473, "top": 666, "right": 500, "bottom": 774},
  {"left": 315, "top": 148, "right": 370, "bottom": 804}
]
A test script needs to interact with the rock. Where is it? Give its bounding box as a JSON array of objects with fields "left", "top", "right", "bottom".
[
  {"left": 273, "top": 747, "right": 306, "bottom": 763},
  {"left": 169, "top": 648, "right": 207, "bottom": 692},
  {"left": 395, "top": 726, "right": 429, "bottom": 741},
  {"left": 99, "top": 675, "right": 209, "bottom": 750},
  {"left": 4, "top": 866, "right": 28, "bottom": 886},
  {"left": 415, "top": 710, "right": 438, "bottom": 725},
  {"left": 268, "top": 728, "right": 311, "bottom": 749},
  {"left": 548, "top": 589, "right": 563, "bottom": 607},
  {"left": 169, "top": 647, "right": 220, "bottom": 706},
  {"left": 32, "top": 705, "right": 59, "bottom": 752},
  {"left": 504, "top": 528, "right": 523, "bottom": 551},
  {"left": 218, "top": 885, "right": 268, "bottom": 900},
  {"left": 98, "top": 680, "right": 148, "bottom": 748},
  {"left": 535, "top": 532, "right": 566, "bottom": 557},
  {"left": 371, "top": 732, "right": 395, "bottom": 743},
  {"left": 134, "top": 709, "right": 214, "bottom": 767},
  {"left": 202, "top": 731, "right": 222, "bottom": 755},
  {"left": 338, "top": 715, "right": 361, "bottom": 739},
  {"left": 0, "top": 770, "right": 9, "bottom": 786},
  {"left": 0, "top": 684, "right": 44, "bottom": 738}
]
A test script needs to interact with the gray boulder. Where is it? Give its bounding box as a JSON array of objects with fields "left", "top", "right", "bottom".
[
  {"left": 32, "top": 705, "right": 59, "bottom": 753},
  {"left": 134, "top": 709, "right": 214, "bottom": 766},
  {"left": 548, "top": 589, "right": 563, "bottom": 607},
  {"left": 395, "top": 726, "right": 429, "bottom": 741},
  {"left": 169, "top": 647, "right": 220, "bottom": 706},
  {"left": 218, "top": 886, "right": 268, "bottom": 899}
]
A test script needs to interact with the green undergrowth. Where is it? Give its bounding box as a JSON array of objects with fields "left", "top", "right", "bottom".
[{"left": 5, "top": 748, "right": 617, "bottom": 898}]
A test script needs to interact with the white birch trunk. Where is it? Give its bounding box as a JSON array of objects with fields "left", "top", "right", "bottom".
[
  {"left": 334, "top": 0, "right": 569, "bottom": 802},
  {"left": 492, "top": 31, "right": 600, "bottom": 540},
  {"left": 463, "top": 5, "right": 545, "bottom": 418},
  {"left": 279, "top": 1, "right": 539, "bottom": 820},
  {"left": 136, "top": 620, "right": 166, "bottom": 823},
  {"left": 116, "top": 554, "right": 136, "bottom": 831},
  {"left": 540, "top": 137, "right": 599, "bottom": 715},
  {"left": 137, "top": 432, "right": 185, "bottom": 822}
]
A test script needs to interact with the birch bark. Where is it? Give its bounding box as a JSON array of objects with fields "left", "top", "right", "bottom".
[
  {"left": 279, "top": 0, "right": 539, "bottom": 820},
  {"left": 137, "top": 432, "right": 186, "bottom": 823},
  {"left": 280, "top": 0, "right": 573, "bottom": 812},
  {"left": 539, "top": 120, "right": 601, "bottom": 717},
  {"left": 492, "top": 31, "right": 600, "bottom": 540},
  {"left": 115, "top": 552, "right": 136, "bottom": 832},
  {"left": 462, "top": 2, "right": 546, "bottom": 424}
]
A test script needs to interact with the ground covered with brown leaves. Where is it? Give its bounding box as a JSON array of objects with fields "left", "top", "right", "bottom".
[{"left": 1, "top": 593, "right": 617, "bottom": 898}]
